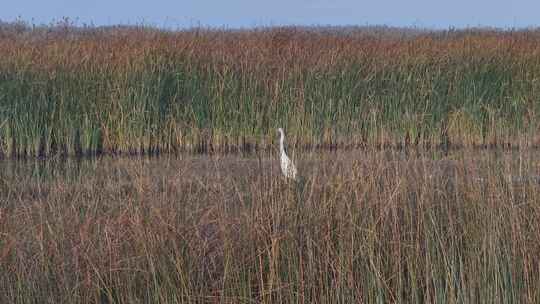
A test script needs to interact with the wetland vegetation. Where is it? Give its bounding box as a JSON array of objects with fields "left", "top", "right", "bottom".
[
  {"left": 1, "top": 22, "right": 540, "bottom": 303},
  {"left": 2, "top": 150, "right": 540, "bottom": 303},
  {"left": 1, "top": 22, "right": 540, "bottom": 157}
]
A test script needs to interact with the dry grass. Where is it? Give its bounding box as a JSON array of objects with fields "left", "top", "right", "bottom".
[{"left": 1, "top": 150, "right": 540, "bottom": 303}]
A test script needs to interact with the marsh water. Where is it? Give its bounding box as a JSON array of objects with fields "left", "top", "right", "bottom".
[{"left": 1, "top": 148, "right": 539, "bottom": 185}]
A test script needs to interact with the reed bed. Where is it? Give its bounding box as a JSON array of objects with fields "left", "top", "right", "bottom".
[
  {"left": 1, "top": 22, "right": 540, "bottom": 157},
  {"left": 1, "top": 150, "right": 540, "bottom": 303}
]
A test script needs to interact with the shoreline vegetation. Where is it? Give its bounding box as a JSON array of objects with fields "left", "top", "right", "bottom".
[{"left": 1, "top": 22, "right": 540, "bottom": 157}]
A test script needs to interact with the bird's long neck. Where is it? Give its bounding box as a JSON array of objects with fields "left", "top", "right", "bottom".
[{"left": 279, "top": 133, "right": 285, "bottom": 155}]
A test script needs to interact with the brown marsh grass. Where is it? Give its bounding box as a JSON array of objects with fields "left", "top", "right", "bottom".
[{"left": 1, "top": 149, "right": 540, "bottom": 303}]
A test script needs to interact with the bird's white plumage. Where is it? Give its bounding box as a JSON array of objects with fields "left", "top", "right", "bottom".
[{"left": 278, "top": 128, "right": 297, "bottom": 180}]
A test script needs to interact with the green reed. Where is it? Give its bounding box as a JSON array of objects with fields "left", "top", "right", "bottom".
[{"left": 1, "top": 24, "right": 539, "bottom": 157}]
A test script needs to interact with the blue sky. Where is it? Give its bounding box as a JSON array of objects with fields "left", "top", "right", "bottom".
[{"left": 2, "top": 0, "right": 539, "bottom": 29}]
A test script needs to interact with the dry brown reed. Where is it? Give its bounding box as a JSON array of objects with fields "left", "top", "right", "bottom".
[{"left": 1, "top": 150, "right": 540, "bottom": 303}]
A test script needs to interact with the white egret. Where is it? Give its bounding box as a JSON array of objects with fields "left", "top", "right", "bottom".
[{"left": 277, "top": 128, "right": 297, "bottom": 180}]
